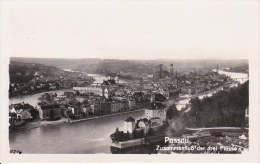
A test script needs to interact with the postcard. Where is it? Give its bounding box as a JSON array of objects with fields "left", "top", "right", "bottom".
[{"left": 0, "top": 0, "right": 259, "bottom": 163}]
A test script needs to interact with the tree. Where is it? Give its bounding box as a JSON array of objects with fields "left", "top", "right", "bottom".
[
  {"left": 123, "top": 131, "right": 131, "bottom": 141},
  {"left": 110, "top": 127, "right": 124, "bottom": 142},
  {"left": 183, "top": 80, "right": 249, "bottom": 128},
  {"left": 145, "top": 128, "right": 154, "bottom": 137},
  {"left": 133, "top": 129, "right": 144, "bottom": 139},
  {"left": 166, "top": 104, "right": 179, "bottom": 120},
  {"left": 29, "top": 108, "right": 39, "bottom": 120}
]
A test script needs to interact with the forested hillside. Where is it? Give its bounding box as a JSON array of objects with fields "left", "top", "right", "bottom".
[
  {"left": 181, "top": 80, "right": 249, "bottom": 127},
  {"left": 9, "top": 61, "right": 67, "bottom": 83}
]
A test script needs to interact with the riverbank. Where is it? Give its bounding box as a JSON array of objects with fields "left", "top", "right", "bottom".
[
  {"left": 9, "top": 87, "right": 72, "bottom": 98},
  {"left": 10, "top": 108, "right": 145, "bottom": 132},
  {"left": 9, "top": 81, "right": 238, "bottom": 132}
]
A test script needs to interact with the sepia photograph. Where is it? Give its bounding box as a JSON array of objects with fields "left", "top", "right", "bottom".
[{"left": 0, "top": 0, "right": 259, "bottom": 163}]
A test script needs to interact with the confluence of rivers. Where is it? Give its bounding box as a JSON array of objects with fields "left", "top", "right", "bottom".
[{"left": 9, "top": 71, "right": 248, "bottom": 154}]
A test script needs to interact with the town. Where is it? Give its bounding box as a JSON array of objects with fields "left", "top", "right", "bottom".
[{"left": 9, "top": 63, "right": 234, "bottom": 129}]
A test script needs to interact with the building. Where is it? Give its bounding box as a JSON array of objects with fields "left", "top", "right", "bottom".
[
  {"left": 124, "top": 117, "right": 135, "bottom": 133},
  {"left": 82, "top": 104, "right": 91, "bottom": 116},
  {"left": 101, "top": 102, "right": 111, "bottom": 115},
  {"left": 39, "top": 104, "right": 61, "bottom": 120},
  {"left": 111, "top": 100, "right": 123, "bottom": 113},
  {"left": 145, "top": 102, "right": 167, "bottom": 126},
  {"left": 169, "top": 63, "right": 174, "bottom": 78},
  {"left": 153, "top": 64, "right": 170, "bottom": 81},
  {"left": 16, "top": 110, "right": 32, "bottom": 121},
  {"left": 67, "top": 100, "right": 85, "bottom": 117},
  {"left": 128, "top": 98, "right": 136, "bottom": 110},
  {"left": 90, "top": 104, "right": 102, "bottom": 115},
  {"left": 121, "top": 100, "right": 129, "bottom": 111},
  {"left": 73, "top": 83, "right": 103, "bottom": 96},
  {"left": 136, "top": 100, "right": 151, "bottom": 109},
  {"left": 9, "top": 102, "right": 36, "bottom": 121}
]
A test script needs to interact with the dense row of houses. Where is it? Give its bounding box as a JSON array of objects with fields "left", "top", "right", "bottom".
[{"left": 36, "top": 89, "right": 154, "bottom": 120}]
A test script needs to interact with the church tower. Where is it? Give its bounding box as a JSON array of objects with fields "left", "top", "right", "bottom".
[{"left": 170, "top": 64, "right": 174, "bottom": 78}]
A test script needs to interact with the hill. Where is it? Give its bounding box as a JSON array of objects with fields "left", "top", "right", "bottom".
[
  {"left": 179, "top": 80, "right": 249, "bottom": 128},
  {"left": 9, "top": 61, "right": 68, "bottom": 84},
  {"left": 10, "top": 57, "right": 248, "bottom": 76}
]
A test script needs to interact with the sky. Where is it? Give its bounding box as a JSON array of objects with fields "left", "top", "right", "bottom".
[{"left": 1, "top": 1, "right": 259, "bottom": 60}]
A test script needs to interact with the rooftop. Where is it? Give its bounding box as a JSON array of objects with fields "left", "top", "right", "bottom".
[{"left": 125, "top": 117, "right": 135, "bottom": 122}]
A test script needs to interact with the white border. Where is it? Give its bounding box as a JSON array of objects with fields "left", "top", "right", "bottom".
[{"left": 1, "top": 0, "right": 259, "bottom": 162}]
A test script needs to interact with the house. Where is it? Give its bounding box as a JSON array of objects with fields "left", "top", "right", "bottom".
[
  {"left": 124, "top": 117, "right": 135, "bottom": 133},
  {"left": 121, "top": 100, "right": 129, "bottom": 111},
  {"left": 128, "top": 98, "right": 136, "bottom": 110},
  {"left": 39, "top": 104, "right": 61, "bottom": 120},
  {"left": 136, "top": 99, "right": 151, "bottom": 109},
  {"left": 67, "top": 99, "right": 89, "bottom": 117},
  {"left": 90, "top": 104, "right": 102, "bottom": 115},
  {"left": 111, "top": 100, "right": 124, "bottom": 113},
  {"left": 145, "top": 102, "right": 167, "bottom": 125},
  {"left": 9, "top": 102, "right": 39, "bottom": 121},
  {"left": 101, "top": 102, "right": 111, "bottom": 115},
  {"left": 16, "top": 110, "right": 32, "bottom": 121}
]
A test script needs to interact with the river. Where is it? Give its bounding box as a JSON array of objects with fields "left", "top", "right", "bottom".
[
  {"left": 9, "top": 110, "right": 145, "bottom": 154},
  {"left": 9, "top": 70, "right": 248, "bottom": 154}
]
